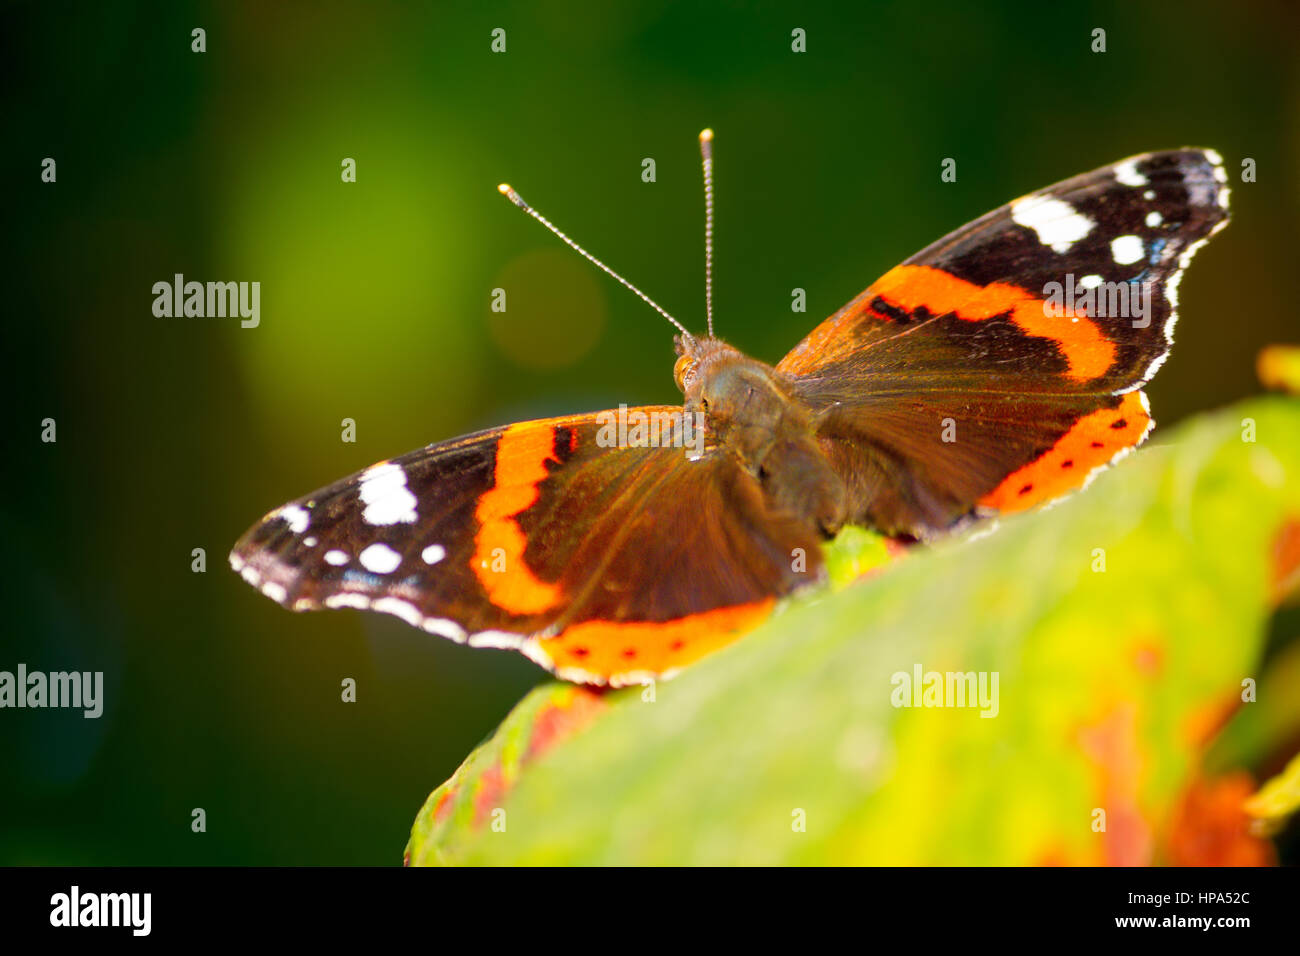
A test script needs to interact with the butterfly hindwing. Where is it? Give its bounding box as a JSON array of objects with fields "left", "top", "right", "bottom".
[
  {"left": 230, "top": 410, "right": 821, "bottom": 684},
  {"left": 777, "top": 149, "right": 1230, "bottom": 537}
]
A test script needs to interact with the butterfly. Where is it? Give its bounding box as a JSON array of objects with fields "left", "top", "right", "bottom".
[{"left": 231, "top": 131, "right": 1230, "bottom": 686}]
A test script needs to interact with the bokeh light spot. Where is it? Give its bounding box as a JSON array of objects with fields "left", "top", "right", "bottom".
[{"left": 488, "top": 248, "right": 607, "bottom": 370}]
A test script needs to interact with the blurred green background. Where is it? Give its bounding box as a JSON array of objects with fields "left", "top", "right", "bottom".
[{"left": 3, "top": 0, "right": 1297, "bottom": 864}]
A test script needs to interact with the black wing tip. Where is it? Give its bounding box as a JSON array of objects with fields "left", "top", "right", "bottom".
[
  {"left": 1118, "top": 148, "right": 1231, "bottom": 225},
  {"left": 1123, "top": 146, "right": 1225, "bottom": 168},
  {"left": 228, "top": 507, "right": 314, "bottom": 608}
]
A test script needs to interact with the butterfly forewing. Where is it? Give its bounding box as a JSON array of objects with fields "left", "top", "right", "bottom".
[
  {"left": 231, "top": 409, "right": 820, "bottom": 684},
  {"left": 777, "top": 149, "right": 1229, "bottom": 537}
]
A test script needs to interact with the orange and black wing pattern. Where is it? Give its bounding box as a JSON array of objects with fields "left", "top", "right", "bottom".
[
  {"left": 230, "top": 410, "right": 820, "bottom": 685},
  {"left": 778, "top": 149, "right": 1230, "bottom": 538}
]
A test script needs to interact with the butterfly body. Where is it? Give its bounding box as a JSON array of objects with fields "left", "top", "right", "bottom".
[
  {"left": 232, "top": 145, "right": 1230, "bottom": 685},
  {"left": 676, "top": 335, "right": 849, "bottom": 538}
]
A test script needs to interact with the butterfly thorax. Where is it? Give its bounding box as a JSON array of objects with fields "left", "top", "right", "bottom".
[{"left": 675, "top": 335, "right": 848, "bottom": 535}]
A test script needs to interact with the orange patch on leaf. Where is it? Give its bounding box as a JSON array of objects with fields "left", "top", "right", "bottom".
[
  {"left": 1034, "top": 846, "right": 1072, "bottom": 867},
  {"left": 1163, "top": 772, "right": 1275, "bottom": 867},
  {"left": 536, "top": 599, "right": 775, "bottom": 682},
  {"left": 432, "top": 787, "right": 458, "bottom": 824},
  {"left": 1079, "top": 704, "right": 1153, "bottom": 866},
  {"left": 472, "top": 422, "right": 565, "bottom": 615},
  {"left": 525, "top": 687, "right": 608, "bottom": 762},
  {"left": 472, "top": 765, "right": 506, "bottom": 829},
  {"left": 1132, "top": 639, "right": 1165, "bottom": 678},
  {"left": 457, "top": 689, "right": 608, "bottom": 835},
  {"left": 1270, "top": 517, "right": 1300, "bottom": 605},
  {"left": 883, "top": 537, "right": 911, "bottom": 560},
  {"left": 979, "top": 391, "right": 1150, "bottom": 513},
  {"left": 1181, "top": 692, "right": 1241, "bottom": 750}
]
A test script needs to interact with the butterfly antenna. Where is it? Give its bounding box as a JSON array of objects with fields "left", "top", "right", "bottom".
[
  {"left": 497, "top": 183, "right": 695, "bottom": 342},
  {"left": 699, "top": 128, "right": 715, "bottom": 338}
]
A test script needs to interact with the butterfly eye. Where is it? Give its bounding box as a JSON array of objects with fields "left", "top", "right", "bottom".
[{"left": 673, "top": 356, "right": 697, "bottom": 392}]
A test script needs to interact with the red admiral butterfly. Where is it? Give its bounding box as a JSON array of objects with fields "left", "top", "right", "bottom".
[{"left": 231, "top": 132, "right": 1230, "bottom": 686}]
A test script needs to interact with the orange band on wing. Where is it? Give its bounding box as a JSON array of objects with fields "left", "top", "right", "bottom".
[
  {"left": 473, "top": 422, "right": 565, "bottom": 615},
  {"left": 535, "top": 599, "right": 775, "bottom": 682},
  {"left": 978, "top": 391, "right": 1151, "bottom": 512},
  {"left": 871, "top": 265, "right": 1116, "bottom": 382}
]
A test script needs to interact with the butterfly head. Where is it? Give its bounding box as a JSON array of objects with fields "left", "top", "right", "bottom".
[
  {"left": 674, "top": 334, "right": 790, "bottom": 428},
  {"left": 673, "top": 334, "right": 735, "bottom": 395}
]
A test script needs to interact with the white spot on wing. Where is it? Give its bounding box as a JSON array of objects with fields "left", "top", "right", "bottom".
[
  {"left": 1011, "top": 195, "right": 1094, "bottom": 253},
  {"left": 359, "top": 542, "right": 402, "bottom": 574},
  {"left": 468, "top": 631, "right": 524, "bottom": 650},
  {"left": 1177, "top": 236, "right": 1212, "bottom": 272},
  {"left": 421, "top": 544, "right": 446, "bottom": 565},
  {"left": 608, "top": 670, "right": 658, "bottom": 689},
  {"left": 555, "top": 665, "right": 608, "bottom": 686},
  {"left": 1127, "top": 219, "right": 1228, "bottom": 396},
  {"left": 1110, "top": 235, "right": 1144, "bottom": 265},
  {"left": 1145, "top": 211, "right": 1162, "bottom": 227},
  {"left": 279, "top": 504, "right": 310, "bottom": 534},
  {"left": 422, "top": 618, "right": 467, "bottom": 643},
  {"left": 520, "top": 639, "right": 554, "bottom": 669},
  {"left": 1079, "top": 274, "right": 1103, "bottom": 289},
  {"left": 358, "top": 462, "right": 418, "bottom": 525},
  {"left": 325, "top": 593, "right": 371, "bottom": 610},
  {"left": 324, "top": 549, "right": 350, "bottom": 566},
  {"left": 261, "top": 581, "right": 287, "bottom": 603},
  {"left": 372, "top": 597, "right": 424, "bottom": 628},
  {"left": 1114, "top": 159, "right": 1147, "bottom": 187},
  {"left": 1166, "top": 269, "right": 1184, "bottom": 308}
]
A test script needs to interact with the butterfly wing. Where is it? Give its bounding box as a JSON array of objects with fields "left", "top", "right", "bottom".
[
  {"left": 230, "top": 409, "right": 821, "bottom": 684},
  {"left": 777, "top": 149, "right": 1230, "bottom": 537}
]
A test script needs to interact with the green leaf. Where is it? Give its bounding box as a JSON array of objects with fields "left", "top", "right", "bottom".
[
  {"left": 407, "top": 396, "right": 1300, "bottom": 865},
  {"left": 404, "top": 683, "right": 607, "bottom": 866},
  {"left": 1246, "top": 750, "right": 1300, "bottom": 823}
]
